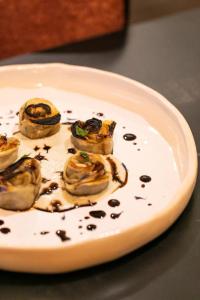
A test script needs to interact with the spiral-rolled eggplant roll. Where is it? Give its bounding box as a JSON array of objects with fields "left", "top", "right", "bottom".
[
  {"left": 0, "top": 135, "right": 20, "bottom": 170},
  {"left": 19, "top": 98, "right": 61, "bottom": 139},
  {"left": 71, "top": 118, "right": 116, "bottom": 155},
  {"left": 63, "top": 151, "right": 110, "bottom": 195},
  {"left": 0, "top": 156, "right": 41, "bottom": 211}
]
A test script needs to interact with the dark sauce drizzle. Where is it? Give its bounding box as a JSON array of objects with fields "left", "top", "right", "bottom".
[
  {"left": 43, "top": 144, "right": 51, "bottom": 153},
  {"left": 40, "top": 182, "right": 59, "bottom": 196},
  {"left": 96, "top": 112, "right": 104, "bottom": 117},
  {"left": 123, "top": 133, "right": 137, "bottom": 141},
  {"left": 108, "top": 199, "right": 120, "bottom": 207},
  {"left": 42, "top": 177, "right": 50, "bottom": 183},
  {"left": 89, "top": 210, "right": 106, "bottom": 219},
  {"left": 0, "top": 227, "right": 10, "bottom": 234},
  {"left": 140, "top": 175, "right": 151, "bottom": 183},
  {"left": 40, "top": 231, "right": 49, "bottom": 235},
  {"left": 135, "top": 196, "right": 145, "bottom": 200},
  {"left": 87, "top": 224, "right": 97, "bottom": 231},
  {"left": 110, "top": 212, "right": 123, "bottom": 219},
  {"left": 67, "top": 148, "right": 77, "bottom": 154},
  {"left": 34, "top": 153, "right": 48, "bottom": 161},
  {"left": 106, "top": 157, "right": 128, "bottom": 188},
  {"left": 0, "top": 220, "right": 4, "bottom": 226},
  {"left": 56, "top": 230, "right": 71, "bottom": 242},
  {"left": 33, "top": 145, "right": 40, "bottom": 151},
  {"left": 36, "top": 201, "right": 96, "bottom": 213}
]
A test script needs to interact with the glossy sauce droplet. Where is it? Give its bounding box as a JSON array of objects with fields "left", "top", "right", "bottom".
[
  {"left": 110, "top": 212, "right": 123, "bottom": 219},
  {"left": 34, "top": 153, "right": 48, "bottom": 161},
  {"left": 43, "top": 144, "right": 51, "bottom": 153},
  {"left": 123, "top": 133, "right": 137, "bottom": 141},
  {"left": 67, "top": 148, "right": 77, "bottom": 154},
  {"left": 89, "top": 210, "right": 106, "bottom": 219},
  {"left": 140, "top": 175, "right": 151, "bottom": 183},
  {"left": 33, "top": 145, "right": 40, "bottom": 151},
  {"left": 40, "top": 182, "right": 59, "bottom": 196},
  {"left": 96, "top": 112, "right": 104, "bottom": 117},
  {"left": 87, "top": 224, "right": 97, "bottom": 231},
  {"left": 0, "top": 227, "right": 10, "bottom": 234},
  {"left": 40, "top": 231, "right": 49, "bottom": 235},
  {"left": 56, "top": 230, "right": 70, "bottom": 242},
  {"left": 42, "top": 177, "right": 50, "bottom": 183},
  {"left": 135, "top": 196, "right": 145, "bottom": 200},
  {"left": 108, "top": 199, "right": 120, "bottom": 207},
  {"left": 0, "top": 220, "right": 4, "bottom": 226}
]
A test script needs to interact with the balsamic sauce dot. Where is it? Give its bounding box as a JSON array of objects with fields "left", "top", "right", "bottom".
[
  {"left": 87, "top": 224, "right": 97, "bottom": 231},
  {"left": 137, "top": 149, "right": 141, "bottom": 151},
  {"left": 84, "top": 216, "right": 90, "bottom": 220},
  {"left": 96, "top": 112, "right": 104, "bottom": 117},
  {"left": 40, "top": 231, "right": 49, "bottom": 235},
  {"left": 108, "top": 199, "right": 120, "bottom": 207},
  {"left": 34, "top": 153, "right": 48, "bottom": 161},
  {"left": 67, "top": 148, "right": 77, "bottom": 154},
  {"left": 78, "top": 226, "right": 83, "bottom": 229},
  {"left": 110, "top": 212, "right": 122, "bottom": 219},
  {"left": 43, "top": 144, "right": 51, "bottom": 153},
  {"left": 141, "top": 184, "right": 145, "bottom": 188},
  {"left": 148, "top": 203, "right": 152, "bottom": 206},
  {"left": 123, "top": 133, "right": 137, "bottom": 141},
  {"left": 134, "top": 196, "right": 145, "bottom": 200},
  {"left": 56, "top": 230, "right": 70, "bottom": 242},
  {"left": 0, "top": 227, "right": 10, "bottom": 234},
  {"left": 33, "top": 145, "right": 40, "bottom": 151},
  {"left": 89, "top": 210, "right": 106, "bottom": 219},
  {"left": 0, "top": 220, "right": 4, "bottom": 226},
  {"left": 140, "top": 175, "right": 151, "bottom": 183}
]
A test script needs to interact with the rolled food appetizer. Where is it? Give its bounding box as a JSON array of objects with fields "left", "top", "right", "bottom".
[
  {"left": 0, "top": 156, "right": 41, "bottom": 211},
  {"left": 63, "top": 151, "right": 110, "bottom": 195},
  {"left": 0, "top": 135, "right": 20, "bottom": 170},
  {"left": 19, "top": 98, "right": 61, "bottom": 139},
  {"left": 71, "top": 118, "right": 116, "bottom": 155}
]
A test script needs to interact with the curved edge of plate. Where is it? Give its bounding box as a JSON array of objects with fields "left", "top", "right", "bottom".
[{"left": 0, "top": 63, "right": 198, "bottom": 273}]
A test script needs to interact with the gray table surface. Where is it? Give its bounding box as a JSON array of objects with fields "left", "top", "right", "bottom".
[{"left": 0, "top": 8, "right": 199, "bottom": 300}]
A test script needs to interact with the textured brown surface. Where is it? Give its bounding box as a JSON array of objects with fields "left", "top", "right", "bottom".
[{"left": 0, "top": 0, "right": 125, "bottom": 59}]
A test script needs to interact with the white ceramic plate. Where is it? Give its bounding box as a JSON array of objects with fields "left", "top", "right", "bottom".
[{"left": 0, "top": 63, "right": 197, "bottom": 274}]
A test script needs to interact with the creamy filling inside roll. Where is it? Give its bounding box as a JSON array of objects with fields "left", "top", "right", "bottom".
[
  {"left": 71, "top": 118, "right": 116, "bottom": 155},
  {"left": 0, "top": 156, "right": 41, "bottom": 211},
  {"left": 63, "top": 151, "right": 110, "bottom": 195},
  {"left": 19, "top": 98, "right": 61, "bottom": 139},
  {"left": 0, "top": 135, "right": 20, "bottom": 170}
]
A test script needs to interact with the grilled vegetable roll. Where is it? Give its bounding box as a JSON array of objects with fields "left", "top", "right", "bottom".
[
  {"left": 0, "top": 156, "right": 41, "bottom": 211},
  {"left": 0, "top": 135, "right": 20, "bottom": 170},
  {"left": 19, "top": 98, "right": 61, "bottom": 139},
  {"left": 71, "top": 118, "right": 116, "bottom": 155},
  {"left": 63, "top": 151, "right": 110, "bottom": 195}
]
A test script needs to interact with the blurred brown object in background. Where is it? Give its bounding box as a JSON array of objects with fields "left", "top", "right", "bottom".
[{"left": 0, "top": 0, "right": 125, "bottom": 59}]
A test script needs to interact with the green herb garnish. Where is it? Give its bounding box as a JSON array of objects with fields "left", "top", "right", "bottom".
[
  {"left": 80, "top": 151, "right": 90, "bottom": 162},
  {"left": 75, "top": 126, "right": 88, "bottom": 137}
]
